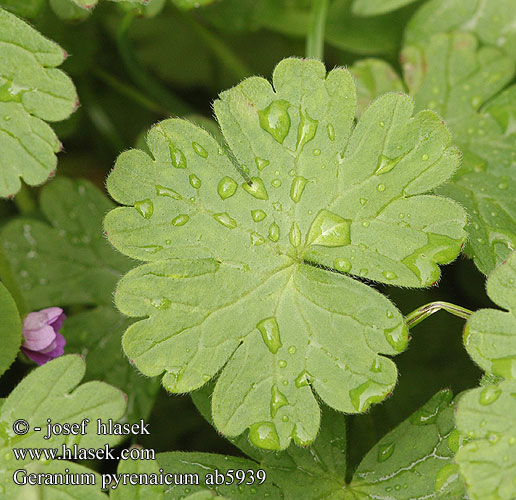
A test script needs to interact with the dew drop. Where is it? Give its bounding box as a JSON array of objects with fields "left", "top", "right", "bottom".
[
  {"left": 288, "top": 345, "right": 296, "bottom": 354},
  {"left": 271, "top": 179, "right": 282, "bottom": 188},
  {"left": 272, "top": 202, "right": 282, "bottom": 212},
  {"left": 359, "top": 198, "right": 368, "bottom": 206},
  {"left": 270, "top": 384, "right": 289, "bottom": 417},
  {"left": 192, "top": 142, "right": 208, "bottom": 158},
  {"left": 171, "top": 214, "right": 189, "bottom": 226},
  {"left": 169, "top": 144, "right": 187, "bottom": 168},
  {"left": 296, "top": 109, "right": 318, "bottom": 151},
  {"left": 290, "top": 176, "right": 308, "bottom": 203},
  {"left": 383, "top": 271, "right": 397, "bottom": 280},
  {"left": 307, "top": 210, "right": 351, "bottom": 247},
  {"left": 278, "top": 359, "right": 287, "bottom": 368},
  {"left": 243, "top": 178, "right": 269, "bottom": 200},
  {"left": 134, "top": 199, "right": 154, "bottom": 219},
  {"left": 258, "top": 100, "right": 291, "bottom": 144},
  {"left": 282, "top": 415, "right": 289, "bottom": 422},
  {"left": 362, "top": 221, "right": 370, "bottom": 228},
  {"left": 248, "top": 422, "right": 280, "bottom": 450},
  {"left": 385, "top": 323, "right": 409, "bottom": 352},
  {"left": 288, "top": 169, "right": 296, "bottom": 177},
  {"left": 333, "top": 258, "right": 351, "bottom": 272},
  {"left": 491, "top": 357, "right": 516, "bottom": 379},
  {"left": 250, "top": 232, "right": 266, "bottom": 246},
  {"left": 386, "top": 310, "right": 394, "bottom": 318},
  {"left": 370, "top": 358, "right": 382, "bottom": 372},
  {"left": 375, "top": 155, "right": 401, "bottom": 175},
  {"left": 255, "top": 157, "right": 270, "bottom": 171},
  {"left": 327, "top": 123, "right": 335, "bottom": 141},
  {"left": 376, "top": 183, "right": 386, "bottom": 192},
  {"left": 422, "top": 153, "right": 429, "bottom": 161},
  {"left": 257, "top": 317, "right": 282, "bottom": 354},
  {"left": 264, "top": 223, "right": 279, "bottom": 243},
  {"left": 498, "top": 182, "right": 508, "bottom": 190},
  {"left": 217, "top": 176, "right": 238, "bottom": 200},
  {"left": 295, "top": 370, "right": 312, "bottom": 388},
  {"left": 313, "top": 149, "right": 321, "bottom": 156},
  {"left": 289, "top": 222, "right": 301, "bottom": 247},
  {"left": 349, "top": 380, "right": 391, "bottom": 412},
  {"left": 479, "top": 385, "right": 501, "bottom": 405},
  {"left": 213, "top": 212, "right": 237, "bottom": 229},
  {"left": 377, "top": 443, "right": 395, "bottom": 462},
  {"left": 189, "top": 174, "right": 201, "bottom": 189},
  {"left": 291, "top": 423, "right": 311, "bottom": 446},
  {"left": 150, "top": 297, "right": 171, "bottom": 310},
  {"left": 251, "top": 209, "right": 267, "bottom": 222},
  {"left": 379, "top": 121, "right": 385, "bottom": 127},
  {"left": 156, "top": 185, "right": 181, "bottom": 200}
]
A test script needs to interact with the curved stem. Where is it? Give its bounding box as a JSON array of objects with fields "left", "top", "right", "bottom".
[
  {"left": 306, "top": 0, "right": 329, "bottom": 60},
  {"left": 405, "top": 301, "right": 473, "bottom": 329},
  {"left": 116, "top": 10, "right": 192, "bottom": 117}
]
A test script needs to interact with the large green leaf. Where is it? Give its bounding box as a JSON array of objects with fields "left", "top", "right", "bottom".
[
  {"left": 0, "top": 178, "right": 132, "bottom": 310},
  {"left": 406, "top": 0, "right": 516, "bottom": 59},
  {"left": 0, "top": 355, "right": 126, "bottom": 499},
  {"left": 0, "top": 0, "right": 44, "bottom": 17},
  {"left": 352, "top": 0, "right": 419, "bottom": 16},
  {"left": 463, "top": 250, "right": 516, "bottom": 379},
  {"left": 455, "top": 379, "right": 516, "bottom": 500},
  {"left": 0, "top": 8, "right": 77, "bottom": 197},
  {"left": 105, "top": 58, "right": 466, "bottom": 450},
  {"left": 0, "top": 282, "right": 21, "bottom": 377},
  {"left": 352, "top": 33, "right": 516, "bottom": 275}
]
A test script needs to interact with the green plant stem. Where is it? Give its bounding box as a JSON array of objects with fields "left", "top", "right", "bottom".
[
  {"left": 116, "top": 10, "right": 192, "bottom": 117},
  {"left": 306, "top": 0, "right": 329, "bottom": 60},
  {"left": 13, "top": 184, "right": 36, "bottom": 215},
  {"left": 93, "top": 68, "right": 167, "bottom": 116},
  {"left": 405, "top": 301, "right": 473, "bottom": 328},
  {"left": 177, "top": 9, "right": 252, "bottom": 81}
]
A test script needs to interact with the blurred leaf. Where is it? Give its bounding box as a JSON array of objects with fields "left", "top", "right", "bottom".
[
  {"left": 0, "top": 178, "right": 132, "bottom": 309},
  {"left": 0, "top": 282, "right": 21, "bottom": 378},
  {"left": 0, "top": 0, "right": 44, "bottom": 17},
  {"left": 455, "top": 379, "right": 516, "bottom": 500},
  {"left": 172, "top": 0, "right": 217, "bottom": 9},
  {"left": 406, "top": 0, "right": 516, "bottom": 59},
  {"left": 0, "top": 7, "right": 77, "bottom": 197},
  {"left": 350, "top": 59, "right": 404, "bottom": 115}
]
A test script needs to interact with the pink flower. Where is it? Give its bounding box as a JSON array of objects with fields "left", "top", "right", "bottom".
[{"left": 21, "top": 307, "right": 66, "bottom": 366}]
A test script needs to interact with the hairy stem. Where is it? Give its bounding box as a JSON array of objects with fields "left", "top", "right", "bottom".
[
  {"left": 116, "top": 10, "right": 192, "bottom": 116},
  {"left": 306, "top": 0, "right": 329, "bottom": 60},
  {"left": 405, "top": 301, "right": 473, "bottom": 328}
]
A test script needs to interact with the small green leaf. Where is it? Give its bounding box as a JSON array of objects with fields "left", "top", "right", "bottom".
[
  {"left": 0, "top": 355, "right": 126, "bottom": 498},
  {"left": 0, "top": 8, "right": 77, "bottom": 197},
  {"left": 463, "top": 250, "right": 516, "bottom": 379},
  {"left": 106, "top": 58, "right": 466, "bottom": 449},
  {"left": 0, "top": 178, "right": 132, "bottom": 309},
  {"left": 0, "top": 282, "right": 21, "bottom": 377},
  {"left": 352, "top": 0, "right": 419, "bottom": 16},
  {"left": 406, "top": 0, "right": 516, "bottom": 59},
  {"left": 350, "top": 389, "right": 466, "bottom": 498},
  {"left": 455, "top": 379, "right": 516, "bottom": 500}
]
